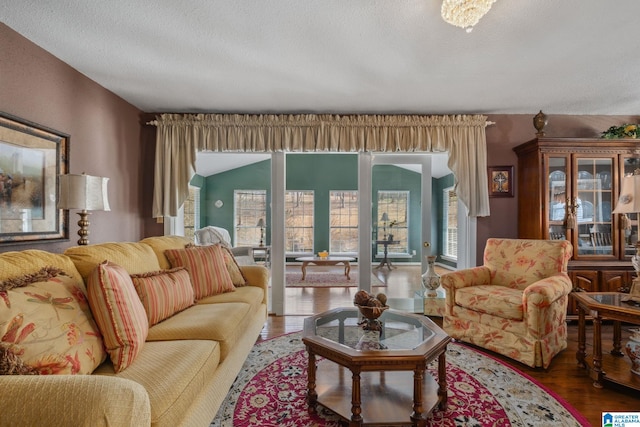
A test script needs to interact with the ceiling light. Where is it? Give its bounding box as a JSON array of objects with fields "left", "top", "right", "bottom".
[{"left": 441, "top": 0, "right": 497, "bottom": 33}]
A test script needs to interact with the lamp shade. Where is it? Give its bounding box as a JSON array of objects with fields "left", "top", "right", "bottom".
[
  {"left": 58, "top": 174, "right": 110, "bottom": 211},
  {"left": 380, "top": 212, "right": 389, "bottom": 222},
  {"left": 256, "top": 218, "right": 265, "bottom": 228},
  {"left": 613, "top": 173, "right": 640, "bottom": 214}
]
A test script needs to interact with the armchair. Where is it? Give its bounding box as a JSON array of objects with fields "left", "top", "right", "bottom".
[{"left": 441, "top": 238, "right": 573, "bottom": 368}]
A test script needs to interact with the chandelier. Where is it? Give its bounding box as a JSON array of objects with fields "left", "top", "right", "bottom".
[{"left": 441, "top": 0, "right": 497, "bottom": 32}]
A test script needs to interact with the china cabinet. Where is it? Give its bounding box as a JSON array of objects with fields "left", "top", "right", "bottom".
[{"left": 514, "top": 137, "right": 640, "bottom": 315}]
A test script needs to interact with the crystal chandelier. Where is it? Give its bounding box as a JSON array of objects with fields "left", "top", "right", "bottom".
[{"left": 441, "top": 0, "right": 497, "bottom": 32}]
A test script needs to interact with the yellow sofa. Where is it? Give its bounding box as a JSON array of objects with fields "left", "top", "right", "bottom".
[{"left": 0, "top": 235, "right": 269, "bottom": 427}]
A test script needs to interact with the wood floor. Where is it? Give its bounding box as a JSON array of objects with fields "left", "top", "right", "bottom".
[{"left": 261, "top": 265, "right": 640, "bottom": 427}]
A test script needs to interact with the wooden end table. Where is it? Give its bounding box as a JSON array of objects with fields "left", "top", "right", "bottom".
[
  {"left": 295, "top": 256, "right": 355, "bottom": 280},
  {"left": 302, "top": 307, "right": 450, "bottom": 426},
  {"left": 572, "top": 291, "right": 640, "bottom": 391},
  {"left": 374, "top": 240, "right": 400, "bottom": 270}
]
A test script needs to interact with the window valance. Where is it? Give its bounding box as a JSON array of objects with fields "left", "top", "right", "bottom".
[{"left": 149, "top": 113, "right": 491, "bottom": 218}]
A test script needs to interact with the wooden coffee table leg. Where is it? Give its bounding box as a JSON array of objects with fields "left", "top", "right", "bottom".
[
  {"left": 350, "top": 369, "right": 363, "bottom": 426},
  {"left": 306, "top": 349, "right": 317, "bottom": 409},
  {"left": 592, "top": 314, "right": 604, "bottom": 388},
  {"left": 301, "top": 262, "right": 308, "bottom": 281},
  {"left": 344, "top": 261, "right": 351, "bottom": 280},
  {"left": 410, "top": 367, "right": 426, "bottom": 427},
  {"left": 437, "top": 351, "right": 448, "bottom": 410},
  {"left": 577, "top": 305, "right": 586, "bottom": 368}
]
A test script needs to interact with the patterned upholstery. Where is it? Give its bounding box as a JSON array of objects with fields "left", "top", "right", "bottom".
[{"left": 441, "top": 238, "right": 573, "bottom": 368}]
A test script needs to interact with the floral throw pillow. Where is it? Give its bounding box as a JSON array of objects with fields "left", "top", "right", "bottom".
[{"left": 0, "top": 266, "right": 106, "bottom": 375}]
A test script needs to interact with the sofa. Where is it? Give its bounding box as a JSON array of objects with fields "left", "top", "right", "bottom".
[
  {"left": 440, "top": 238, "right": 573, "bottom": 369},
  {"left": 0, "top": 235, "right": 269, "bottom": 427}
]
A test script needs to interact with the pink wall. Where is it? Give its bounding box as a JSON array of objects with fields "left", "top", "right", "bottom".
[
  {"left": 479, "top": 113, "right": 640, "bottom": 264},
  {"left": 0, "top": 23, "right": 147, "bottom": 253}
]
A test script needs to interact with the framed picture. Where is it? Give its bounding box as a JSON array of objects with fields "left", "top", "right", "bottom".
[
  {"left": 488, "top": 165, "right": 514, "bottom": 198},
  {"left": 0, "top": 112, "right": 69, "bottom": 243}
]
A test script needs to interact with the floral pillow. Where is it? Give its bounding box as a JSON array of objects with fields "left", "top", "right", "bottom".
[{"left": 0, "top": 267, "right": 106, "bottom": 375}]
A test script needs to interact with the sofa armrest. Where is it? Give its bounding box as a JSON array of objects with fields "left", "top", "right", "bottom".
[
  {"left": 239, "top": 265, "right": 270, "bottom": 305},
  {"left": 440, "top": 266, "right": 491, "bottom": 313},
  {"left": 0, "top": 375, "right": 150, "bottom": 427}
]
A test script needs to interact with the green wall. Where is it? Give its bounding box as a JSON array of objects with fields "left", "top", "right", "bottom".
[{"left": 196, "top": 153, "right": 453, "bottom": 263}]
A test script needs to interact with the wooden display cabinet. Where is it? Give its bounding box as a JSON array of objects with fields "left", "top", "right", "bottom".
[{"left": 514, "top": 137, "right": 640, "bottom": 313}]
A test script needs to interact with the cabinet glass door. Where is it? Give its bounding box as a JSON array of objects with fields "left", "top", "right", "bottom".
[
  {"left": 574, "top": 157, "right": 614, "bottom": 258},
  {"left": 621, "top": 156, "right": 640, "bottom": 259},
  {"left": 548, "top": 156, "right": 567, "bottom": 240}
]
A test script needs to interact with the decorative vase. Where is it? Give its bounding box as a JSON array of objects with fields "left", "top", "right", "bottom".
[
  {"left": 421, "top": 255, "right": 440, "bottom": 297},
  {"left": 625, "top": 329, "right": 640, "bottom": 375}
]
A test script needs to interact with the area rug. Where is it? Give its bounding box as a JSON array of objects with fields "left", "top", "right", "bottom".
[
  {"left": 210, "top": 332, "right": 589, "bottom": 427},
  {"left": 286, "top": 271, "right": 386, "bottom": 287}
]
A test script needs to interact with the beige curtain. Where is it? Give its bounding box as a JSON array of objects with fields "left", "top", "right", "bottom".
[{"left": 150, "top": 113, "right": 491, "bottom": 218}]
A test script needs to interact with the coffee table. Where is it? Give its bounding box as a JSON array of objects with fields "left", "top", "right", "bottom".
[
  {"left": 302, "top": 307, "right": 450, "bottom": 426},
  {"left": 295, "top": 256, "right": 355, "bottom": 280},
  {"left": 572, "top": 291, "right": 640, "bottom": 391}
]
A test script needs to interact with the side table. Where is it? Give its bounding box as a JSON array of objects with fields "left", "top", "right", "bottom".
[{"left": 374, "top": 239, "right": 400, "bottom": 270}]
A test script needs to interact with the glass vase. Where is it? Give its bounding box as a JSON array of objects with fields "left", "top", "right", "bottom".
[{"left": 421, "top": 255, "right": 440, "bottom": 297}]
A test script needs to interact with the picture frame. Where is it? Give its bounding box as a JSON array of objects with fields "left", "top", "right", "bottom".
[
  {"left": 488, "top": 165, "right": 514, "bottom": 198},
  {"left": 0, "top": 112, "right": 69, "bottom": 243}
]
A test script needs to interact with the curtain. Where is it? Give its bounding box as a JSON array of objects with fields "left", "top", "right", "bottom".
[{"left": 150, "top": 113, "right": 491, "bottom": 218}]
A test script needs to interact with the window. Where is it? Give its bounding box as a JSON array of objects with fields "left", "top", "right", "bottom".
[
  {"left": 286, "top": 191, "right": 314, "bottom": 253},
  {"left": 183, "top": 186, "right": 200, "bottom": 242},
  {"left": 443, "top": 186, "right": 458, "bottom": 260},
  {"left": 329, "top": 191, "right": 358, "bottom": 253},
  {"left": 377, "top": 190, "right": 409, "bottom": 253},
  {"left": 234, "top": 190, "right": 267, "bottom": 246}
]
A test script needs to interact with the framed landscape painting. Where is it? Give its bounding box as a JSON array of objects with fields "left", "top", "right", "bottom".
[{"left": 0, "top": 112, "right": 69, "bottom": 243}]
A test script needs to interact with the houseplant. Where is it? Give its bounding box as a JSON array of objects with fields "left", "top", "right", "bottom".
[{"left": 601, "top": 124, "right": 639, "bottom": 139}]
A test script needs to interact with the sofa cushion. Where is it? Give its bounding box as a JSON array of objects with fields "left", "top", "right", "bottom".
[
  {"left": 164, "top": 245, "right": 235, "bottom": 299},
  {"left": 0, "top": 250, "right": 85, "bottom": 290},
  {"left": 455, "top": 285, "right": 524, "bottom": 321},
  {"left": 87, "top": 261, "right": 149, "bottom": 373},
  {"left": 130, "top": 268, "right": 195, "bottom": 326},
  {"left": 0, "top": 267, "right": 106, "bottom": 375},
  {"left": 65, "top": 242, "right": 162, "bottom": 282},
  {"left": 146, "top": 302, "right": 251, "bottom": 360},
  {"left": 139, "top": 235, "right": 192, "bottom": 270},
  {"left": 222, "top": 247, "right": 247, "bottom": 287},
  {"left": 93, "top": 339, "right": 220, "bottom": 427},
  {"left": 197, "top": 285, "right": 265, "bottom": 313}
]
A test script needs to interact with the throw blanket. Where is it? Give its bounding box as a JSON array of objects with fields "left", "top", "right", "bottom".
[{"left": 194, "top": 226, "right": 231, "bottom": 248}]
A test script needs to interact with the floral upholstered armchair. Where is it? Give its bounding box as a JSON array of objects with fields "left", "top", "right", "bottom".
[{"left": 440, "top": 238, "right": 573, "bottom": 368}]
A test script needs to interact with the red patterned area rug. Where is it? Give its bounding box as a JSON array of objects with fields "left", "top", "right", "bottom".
[
  {"left": 210, "top": 332, "right": 589, "bottom": 427},
  {"left": 286, "top": 271, "right": 386, "bottom": 287}
]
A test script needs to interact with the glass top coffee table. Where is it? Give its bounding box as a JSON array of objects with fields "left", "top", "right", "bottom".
[{"left": 302, "top": 307, "right": 450, "bottom": 426}]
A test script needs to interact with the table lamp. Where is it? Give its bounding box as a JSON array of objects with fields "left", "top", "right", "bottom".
[
  {"left": 380, "top": 212, "right": 389, "bottom": 240},
  {"left": 58, "top": 173, "right": 110, "bottom": 245},
  {"left": 612, "top": 169, "right": 640, "bottom": 301},
  {"left": 256, "top": 218, "right": 265, "bottom": 247}
]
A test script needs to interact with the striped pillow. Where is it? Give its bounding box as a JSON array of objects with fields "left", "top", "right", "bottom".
[
  {"left": 87, "top": 261, "right": 149, "bottom": 373},
  {"left": 130, "top": 268, "right": 195, "bottom": 326},
  {"left": 164, "top": 245, "right": 235, "bottom": 299}
]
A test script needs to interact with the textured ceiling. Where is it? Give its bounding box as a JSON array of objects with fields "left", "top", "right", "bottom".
[{"left": 2, "top": 0, "right": 640, "bottom": 116}]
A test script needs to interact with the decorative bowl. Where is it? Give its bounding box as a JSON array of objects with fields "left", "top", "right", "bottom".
[
  {"left": 355, "top": 304, "right": 388, "bottom": 320},
  {"left": 318, "top": 251, "right": 329, "bottom": 258}
]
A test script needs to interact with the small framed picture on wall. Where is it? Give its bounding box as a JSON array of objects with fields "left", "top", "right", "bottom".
[{"left": 488, "top": 165, "right": 514, "bottom": 197}]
